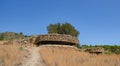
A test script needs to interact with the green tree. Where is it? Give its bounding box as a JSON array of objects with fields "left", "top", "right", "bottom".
[
  {"left": 20, "top": 32, "right": 23, "bottom": 35},
  {"left": 47, "top": 22, "right": 80, "bottom": 37}
]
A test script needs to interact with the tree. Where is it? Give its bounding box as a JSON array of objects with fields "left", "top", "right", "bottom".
[
  {"left": 47, "top": 22, "right": 80, "bottom": 37},
  {"left": 20, "top": 32, "right": 23, "bottom": 35}
]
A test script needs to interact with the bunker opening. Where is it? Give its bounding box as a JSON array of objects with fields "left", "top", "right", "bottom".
[{"left": 36, "top": 41, "right": 76, "bottom": 46}]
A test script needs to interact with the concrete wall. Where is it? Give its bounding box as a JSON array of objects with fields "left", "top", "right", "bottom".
[{"left": 35, "top": 34, "right": 79, "bottom": 45}]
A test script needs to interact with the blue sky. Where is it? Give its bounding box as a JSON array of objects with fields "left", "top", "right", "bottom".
[{"left": 0, "top": 0, "right": 120, "bottom": 45}]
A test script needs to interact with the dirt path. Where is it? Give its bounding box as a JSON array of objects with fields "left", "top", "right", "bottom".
[{"left": 21, "top": 46, "right": 46, "bottom": 66}]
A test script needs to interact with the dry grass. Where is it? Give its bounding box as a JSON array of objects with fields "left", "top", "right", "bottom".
[
  {"left": 0, "top": 43, "right": 119, "bottom": 66},
  {"left": 39, "top": 45, "right": 120, "bottom": 66},
  {"left": 0, "top": 44, "right": 25, "bottom": 66}
]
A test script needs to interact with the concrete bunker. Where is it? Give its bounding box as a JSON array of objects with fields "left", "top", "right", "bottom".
[
  {"left": 85, "top": 47, "right": 105, "bottom": 55},
  {"left": 35, "top": 34, "right": 79, "bottom": 46}
]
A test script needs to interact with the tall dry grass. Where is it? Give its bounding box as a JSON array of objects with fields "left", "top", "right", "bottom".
[
  {"left": 39, "top": 45, "right": 120, "bottom": 66},
  {"left": 0, "top": 44, "right": 24, "bottom": 66}
]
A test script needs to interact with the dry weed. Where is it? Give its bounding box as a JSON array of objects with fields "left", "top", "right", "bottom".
[
  {"left": 39, "top": 45, "right": 120, "bottom": 66},
  {"left": 0, "top": 45, "right": 24, "bottom": 66}
]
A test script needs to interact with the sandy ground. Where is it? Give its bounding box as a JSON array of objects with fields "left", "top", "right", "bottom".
[{"left": 20, "top": 46, "right": 46, "bottom": 66}]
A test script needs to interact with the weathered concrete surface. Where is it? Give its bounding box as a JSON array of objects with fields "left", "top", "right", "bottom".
[
  {"left": 85, "top": 47, "right": 105, "bottom": 54},
  {"left": 35, "top": 34, "right": 79, "bottom": 45}
]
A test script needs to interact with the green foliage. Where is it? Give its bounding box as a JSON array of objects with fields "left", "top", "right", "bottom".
[
  {"left": 81, "top": 45, "right": 93, "bottom": 49},
  {"left": 74, "top": 43, "right": 81, "bottom": 48},
  {"left": 0, "top": 32, "right": 25, "bottom": 40},
  {"left": 103, "top": 45, "right": 120, "bottom": 54},
  {"left": 0, "top": 34, "right": 4, "bottom": 40},
  {"left": 20, "top": 32, "right": 23, "bottom": 35},
  {"left": 24, "top": 35, "right": 28, "bottom": 37},
  {"left": 47, "top": 22, "right": 80, "bottom": 37}
]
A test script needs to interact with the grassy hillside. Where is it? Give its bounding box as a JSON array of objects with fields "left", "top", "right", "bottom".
[
  {"left": 0, "top": 44, "right": 120, "bottom": 66},
  {"left": 39, "top": 45, "right": 120, "bottom": 66},
  {"left": 0, "top": 32, "right": 26, "bottom": 40}
]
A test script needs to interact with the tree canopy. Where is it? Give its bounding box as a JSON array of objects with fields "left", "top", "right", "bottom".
[{"left": 47, "top": 22, "right": 80, "bottom": 37}]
